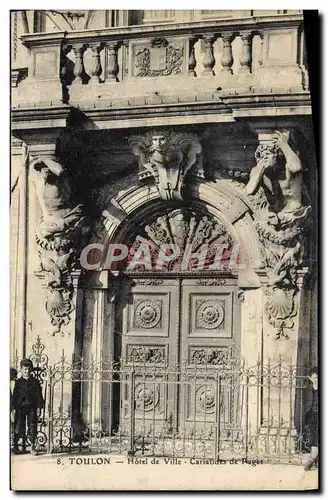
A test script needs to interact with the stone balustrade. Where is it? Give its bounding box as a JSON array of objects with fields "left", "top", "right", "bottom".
[{"left": 13, "top": 13, "right": 308, "bottom": 107}]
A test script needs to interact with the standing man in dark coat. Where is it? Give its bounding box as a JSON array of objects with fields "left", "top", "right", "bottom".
[
  {"left": 304, "top": 367, "right": 319, "bottom": 471},
  {"left": 12, "top": 359, "right": 44, "bottom": 455}
]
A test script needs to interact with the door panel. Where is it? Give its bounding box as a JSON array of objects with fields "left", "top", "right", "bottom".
[
  {"left": 119, "top": 278, "right": 180, "bottom": 432},
  {"left": 179, "top": 278, "right": 241, "bottom": 432},
  {"left": 117, "top": 276, "right": 241, "bottom": 436},
  {"left": 180, "top": 279, "right": 240, "bottom": 364}
]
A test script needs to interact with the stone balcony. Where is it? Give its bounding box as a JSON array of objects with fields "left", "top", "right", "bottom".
[{"left": 12, "top": 13, "right": 312, "bottom": 132}]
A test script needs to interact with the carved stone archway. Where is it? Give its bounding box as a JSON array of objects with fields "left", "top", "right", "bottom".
[
  {"left": 81, "top": 179, "right": 265, "bottom": 373},
  {"left": 97, "top": 179, "right": 263, "bottom": 286}
]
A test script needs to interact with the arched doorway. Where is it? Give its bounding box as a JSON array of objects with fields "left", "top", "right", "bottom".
[
  {"left": 79, "top": 179, "right": 264, "bottom": 457},
  {"left": 106, "top": 201, "right": 243, "bottom": 445}
]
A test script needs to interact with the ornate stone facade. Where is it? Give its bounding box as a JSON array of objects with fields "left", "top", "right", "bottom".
[{"left": 10, "top": 12, "right": 317, "bottom": 468}]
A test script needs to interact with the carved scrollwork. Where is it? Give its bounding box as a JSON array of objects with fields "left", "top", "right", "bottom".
[
  {"left": 134, "top": 279, "right": 164, "bottom": 286},
  {"left": 127, "top": 346, "right": 165, "bottom": 364},
  {"left": 134, "top": 41, "right": 184, "bottom": 78},
  {"left": 127, "top": 207, "right": 233, "bottom": 272},
  {"left": 195, "top": 278, "right": 227, "bottom": 286}
]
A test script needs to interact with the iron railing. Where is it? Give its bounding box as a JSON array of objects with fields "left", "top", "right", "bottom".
[{"left": 11, "top": 337, "right": 314, "bottom": 464}]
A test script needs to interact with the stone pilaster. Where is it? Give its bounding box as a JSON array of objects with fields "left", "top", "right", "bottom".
[
  {"left": 13, "top": 32, "right": 65, "bottom": 107},
  {"left": 80, "top": 272, "right": 117, "bottom": 433},
  {"left": 11, "top": 139, "right": 28, "bottom": 360}
]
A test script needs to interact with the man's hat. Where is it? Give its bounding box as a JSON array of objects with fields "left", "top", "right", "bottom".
[{"left": 20, "top": 358, "right": 33, "bottom": 369}]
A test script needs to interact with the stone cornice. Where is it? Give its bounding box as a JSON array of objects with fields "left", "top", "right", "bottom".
[
  {"left": 11, "top": 92, "right": 312, "bottom": 132},
  {"left": 221, "top": 92, "right": 312, "bottom": 118},
  {"left": 20, "top": 14, "right": 303, "bottom": 48}
]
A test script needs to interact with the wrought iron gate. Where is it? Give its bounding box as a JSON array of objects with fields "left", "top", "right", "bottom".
[{"left": 12, "top": 337, "right": 314, "bottom": 464}]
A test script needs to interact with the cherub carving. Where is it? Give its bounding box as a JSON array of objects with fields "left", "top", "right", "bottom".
[{"left": 130, "top": 131, "right": 202, "bottom": 200}]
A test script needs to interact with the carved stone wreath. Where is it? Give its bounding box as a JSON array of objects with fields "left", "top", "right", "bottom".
[
  {"left": 196, "top": 300, "right": 225, "bottom": 330},
  {"left": 134, "top": 300, "right": 162, "bottom": 329},
  {"left": 135, "top": 383, "right": 160, "bottom": 412},
  {"left": 196, "top": 386, "right": 216, "bottom": 414}
]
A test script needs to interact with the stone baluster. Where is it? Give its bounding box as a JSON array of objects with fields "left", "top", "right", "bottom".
[
  {"left": 90, "top": 43, "right": 103, "bottom": 83},
  {"left": 239, "top": 32, "right": 253, "bottom": 73},
  {"left": 188, "top": 36, "right": 198, "bottom": 77},
  {"left": 202, "top": 35, "right": 216, "bottom": 76},
  {"left": 72, "top": 44, "right": 87, "bottom": 84},
  {"left": 221, "top": 34, "right": 234, "bottom": 73},
  {"left": 106, "top": 41, "right": 120, "bottom": 82},
  {"left": 60, "top": 44, "right": 74, "bottom": 86}
]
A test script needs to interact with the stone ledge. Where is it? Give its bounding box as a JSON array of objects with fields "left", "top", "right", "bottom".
[{"left": 11, "top": 91, "right": 312, "bottom": 133}]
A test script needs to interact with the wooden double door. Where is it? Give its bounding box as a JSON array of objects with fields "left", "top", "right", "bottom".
[{"left": 116, "top": 276, "right": 241, "bottom": 434}]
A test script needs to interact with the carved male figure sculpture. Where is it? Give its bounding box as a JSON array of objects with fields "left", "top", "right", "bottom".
[
  {"left": 246, "top": 131, "right": 310, "bottom": 229},
  {"left": 31, "top": 156, "right": 86, "bottom": 246},
  {"left": 31, "top": 155, "right": 89, "bottom": 334}
]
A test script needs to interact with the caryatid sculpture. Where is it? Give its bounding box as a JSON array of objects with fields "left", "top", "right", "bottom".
[
  {"left": 246, "top": 131, "right": 311, "bottom": 232},
  {"left": 245, "top": 131, "right": 312, "bottom": 339},
  {"left": 31, "top": 156, "right": 87, "bottom": 251},
  {"left": 31, "top": 155, "right": 89, "bottom": 335},
  {"left": 129, "top": 130, "right": 203, "bottom": 200}
]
